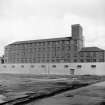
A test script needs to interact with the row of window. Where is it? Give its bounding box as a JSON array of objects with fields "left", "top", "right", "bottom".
[
  {"left": 3, "top": 65, "right": 69, "bottom": 68},
  {"left": 74, "top": 59, "right": 104, "bottom": 62},
  {"left": 6, "top": 46, "right": 71, "bottom": 51},
  {"left": 2, "top": 65, "right": 96, "bottom": 68},
  {"left": 5, "top": 59, "right": 104, "bottom": 64},
  {"left": 79, "top": 52, "right": 104, "bottom": 57},
  {"left": 5, "top": 59, "right": 71, "bottom": 63},
  {"left": 7, "top": 54, "right": 69, "bottom": 58},
  {"left": 77, "top": 65, "right": 96, "bottom": 68},
  {"left": 6, "top": 41, "right": 71, "bottom": 50}
]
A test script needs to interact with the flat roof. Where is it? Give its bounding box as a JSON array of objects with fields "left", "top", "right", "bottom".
[
  {"left": 7, "top": 37, "right": 72, "bottom": 46},
  {"left": 80, "top": 47, "right": 105, "bottom": 52}
]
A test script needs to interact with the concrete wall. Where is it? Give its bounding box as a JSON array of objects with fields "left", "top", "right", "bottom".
[{"left": 0, "top": 62, "right": 105, "bottom": 75}]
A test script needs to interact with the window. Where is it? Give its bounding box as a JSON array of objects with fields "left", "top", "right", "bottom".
[
  {"left": 99, "top": 59, "right": 104, "bottom": 62},
  {"left": 93, "top": 59, "right": 96, "bottom": 62},
  {"left": 93, "top": 52, "right": 96, "bottom": 57},
  {"left": 80, "top": 59, "right": 84, "bottom": 62},
  {"left": 12, "top": 65, "right": 15, "bottom": 68},
  {"left": 77, "top": 65, "right": 82, "bottom": 68},
  {"left": 52, "top": 65, "right": 56, "bottom": 68},
  {"left": 5, "top": 59, "right": 7, "bottom": 63},
  {"left": 30, "top": 65, "right": 34, "bottom": 68},
  {"left": 86, "top": 52, "right": 91, "bottom": 57},
  {"left": 64, "top": 41, "right": 69, "bottom": 44},
  {"left": 80, "top": 52, "right": 84, "bottom": 57},
  {"left": 74, "top": 46, "right": 77, "bottom": 51},
  {"left": 52, "top": 60, "right": 55, "bottom": 62},
  {"left": 74, "top": 59, "right": 77, "bottom": 62},
  {"left": 87, "top": 59, "right": 90, "bottom": 62},
  {"left": 41, "top": 65, "right": 45, "bottom": 68},
  {"left": 47, "top": 42, "right": 50, "bottom": 45},
  {"left": 91, "top": 65, "right": 96, "bottom": 68},
  {"left": 56, "top": 59, "right": 60, "bottom": 62},
  {"left": 21, "top": 65, "right": 24, "bottom": 68},
  {"left": 74, "top": 54, "right": 77, "bottom": 57},
  {"left": 64, "top": 65, "right": 69, "bottom": 68}
]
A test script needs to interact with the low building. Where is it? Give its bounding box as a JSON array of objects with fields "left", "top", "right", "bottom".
[{"left": 78, "top": 47, "right": 105, "bottom": 62}]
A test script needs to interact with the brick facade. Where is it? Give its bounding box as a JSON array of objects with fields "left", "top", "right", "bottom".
[{"left": 4, "top": 24, "right": 105, "bottom": 63}]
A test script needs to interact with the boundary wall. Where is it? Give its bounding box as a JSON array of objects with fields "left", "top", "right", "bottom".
[{"left": 0, "top": 62, "right": 105, "bottom": 75}]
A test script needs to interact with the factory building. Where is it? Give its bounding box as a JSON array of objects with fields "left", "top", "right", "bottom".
[{"left": 4, "top": 24, "right": 105, "bottom": 64}]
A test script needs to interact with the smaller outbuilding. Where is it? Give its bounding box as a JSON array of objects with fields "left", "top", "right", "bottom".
[{"left": 78, "top": 47, "right": 105, "bottom": 62}]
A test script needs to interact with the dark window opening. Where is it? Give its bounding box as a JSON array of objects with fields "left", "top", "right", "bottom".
[
  {"left": 41, "top": 65, "right": 45, "bottom": 68},
  {"left": 93, "top": 59, "right": 96, "bottom": 62},
  {"left": 74, "top": 59, "right": 77, "bottom": 62},
  {"left": 87, "top": 59, "right": 90, "bottom": 62},
  {"left": 64, "top": 65, "right": 69, "bottom": 68},
  {"left": 12, "top": 65, "right": 15, "bottom": 68},
  {"left": 91, "top": 65, "right": 96, "bottom": 68},
  {"left": 99, "top": 59, "right": 104, "bottom": 62},
  {"left": 80, "top": 59, "right": 84, "bottom": 62},
  {"left": 77, "top": 65, "right": 82, "bottom": 68},
  {"left": 30, "top": 65, "right": 34, "bottom": 68},
  {"left": 21, "top": 65, "right": 24, "bottom": 68},
  {"left": 1, "top": 59, "right": 4, "bottom": 64},
  {"left": 52, "top": 65, "right": 56, "bottom": 68}
]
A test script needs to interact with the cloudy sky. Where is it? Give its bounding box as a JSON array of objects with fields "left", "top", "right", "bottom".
[{"left": 0, "top": 0, "right": 105, "bottom": 55}]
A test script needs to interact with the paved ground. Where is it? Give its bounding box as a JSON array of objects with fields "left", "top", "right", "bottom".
[
  {"left": 0, "top": 74, "right": 105, "bottom": 105},
  {"left": 26, "top": 81, "right": 105, "bottom": 105}
]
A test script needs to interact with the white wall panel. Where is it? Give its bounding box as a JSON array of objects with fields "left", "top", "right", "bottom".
[{"left": 0, "top": 62, "right": 105, "bottom": 75}]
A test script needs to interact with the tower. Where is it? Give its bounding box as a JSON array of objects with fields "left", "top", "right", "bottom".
[{"left": 72, "top": 24, "right": 84, "bottom": 51}]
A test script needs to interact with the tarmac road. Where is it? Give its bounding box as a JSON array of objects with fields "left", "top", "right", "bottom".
[{"left": 26, "top": 81, "right": 105, "bottom": 105}]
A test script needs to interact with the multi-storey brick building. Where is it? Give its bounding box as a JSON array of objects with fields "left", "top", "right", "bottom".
[{"left": 3, "top": 24, "right": 105, "bottom": 63}]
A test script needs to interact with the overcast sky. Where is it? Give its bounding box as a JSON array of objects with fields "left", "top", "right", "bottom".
[{"left": 0, "top": 0, "right": 105, "bottom": 55}]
